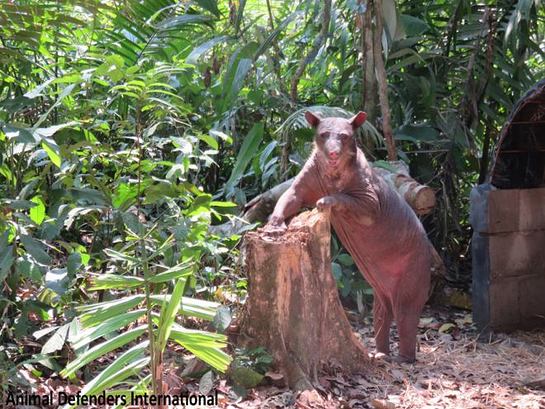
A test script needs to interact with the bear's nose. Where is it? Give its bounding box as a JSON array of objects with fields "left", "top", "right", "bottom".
[{"left": 329, "top": 151, "right": 339, "bottom": 159}]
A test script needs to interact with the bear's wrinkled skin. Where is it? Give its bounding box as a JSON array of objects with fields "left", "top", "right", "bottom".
[{"left": 267, "top": 111, "right": 431, "bottom": 363}]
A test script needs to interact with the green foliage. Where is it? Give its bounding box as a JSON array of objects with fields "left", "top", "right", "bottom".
[
  {"left": 331, "top": 236, "right": 373, "bottom": 302},
  {"left": 229, "top": 347, "right": 273, "bottom": 390},
  {"left": 0, "top": 0, "right": 244, "bottom": 396}
]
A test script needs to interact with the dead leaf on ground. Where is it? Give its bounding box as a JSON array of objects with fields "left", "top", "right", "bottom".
[
  {"left": 371, "top": 398, "right": 396, "bottom": 409},
  {"left": 438, "top": 323, "right": 456, "bottom": 333}
]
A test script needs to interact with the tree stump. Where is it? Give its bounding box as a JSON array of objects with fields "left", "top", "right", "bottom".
[{"left": 240, "top": 209, "right": 372, "bottom": 391}]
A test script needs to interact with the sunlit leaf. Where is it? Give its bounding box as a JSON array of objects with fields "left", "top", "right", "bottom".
[
  {"left": 79, "top": 296, "right": 144, "bottom": 327},
  {"left": 187, "top": 35, "right": 230, "bottom": 65},
  {"left": 157, "top": 278, "right": 187, "bottom": 350},
  {"left": 42, "top": 323, "right": 69, "bottom": 354},
  {"left": 148, "top": 262, "right": 193, "bottom": 283},
  {"left": 41, "top": 139, "right": 61, "bottom": 168},
  {"left": 170, "top": 324, "right": 231, "bottom": 372},
  {"left": 88, "top": 274, "right": 144, "bottom": 290},
  {"left": 71, "top": 309, "right": 146, "bottom": 349},
  {"left": 72, "top": 342, "right": 149, "bottom": 406},
  {"left": 29, "top": 196, "right": 46, "bottom": 225},
  {"left": 195, "top": 0, "right": 221, "bottom": 18}
]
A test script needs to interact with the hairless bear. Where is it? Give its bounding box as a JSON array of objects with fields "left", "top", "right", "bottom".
[{"left": 267, "top": 111, "right": 431, "bottom": 363}]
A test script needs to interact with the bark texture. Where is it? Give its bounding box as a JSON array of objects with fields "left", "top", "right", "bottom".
[{"left": 241, "top": 209, "right": 371, "bottom": 390}]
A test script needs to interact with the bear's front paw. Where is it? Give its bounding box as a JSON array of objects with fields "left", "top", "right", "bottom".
[
  {"left": 264, "top": 216, "right": 288, "bottom": 233},
  {"left": 316, "top": 196, "right": 337, "bottom": 211}
]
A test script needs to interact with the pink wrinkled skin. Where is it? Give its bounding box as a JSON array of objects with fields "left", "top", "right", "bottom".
[{"left": 268, "top": 112, "right": 431, "bottom": 362}]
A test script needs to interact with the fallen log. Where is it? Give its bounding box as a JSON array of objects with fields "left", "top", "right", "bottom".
[
  {"left": 372, "top": 161, "right": 436, "bottom": 215},
  {"left": 210, "top": 161, "right": 436, "bottom": 238},
  {"left": 240, "top": 209, "right": 372, "bottom": 390},
  {"left": 243, "top": 178, "right": 294, "bottom": 223},
  {"left": 242, "top": 161, "right": 435, "bottom": 225}
]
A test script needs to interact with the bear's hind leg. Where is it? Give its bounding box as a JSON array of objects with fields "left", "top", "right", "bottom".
[
  {"left": 395, "top": 311, "right": 421, "bottom": 363},
  {"left": 373, "top": 296, "right": 393, "bottom": 356}
]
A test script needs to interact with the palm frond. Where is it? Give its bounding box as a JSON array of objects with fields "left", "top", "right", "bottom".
[{"left": 277, "top": 105, "right": 383, "bottom": 150}]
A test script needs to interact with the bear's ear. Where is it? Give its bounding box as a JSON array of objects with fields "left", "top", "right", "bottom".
[
  {"left": 305, "top": 111, "right": 321, "bottom": 128},
  {"left": 349, "top": 111, "right": 367, "bottom": 129}
]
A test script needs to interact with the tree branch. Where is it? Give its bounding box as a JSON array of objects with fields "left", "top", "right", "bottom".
[
  {"left": 289, "top": 0, "right": 332, "bottom": 102},
  {"left": 361, "top": 0, "right": 377, "bottom": 123}
]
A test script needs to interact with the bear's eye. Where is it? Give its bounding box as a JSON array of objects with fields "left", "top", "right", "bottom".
[
  {"left": 339, "top": 133, "right": 349, "bottom": 139},
  {"left": 319, "top": 132, "right": 329, "bottom": 139}
]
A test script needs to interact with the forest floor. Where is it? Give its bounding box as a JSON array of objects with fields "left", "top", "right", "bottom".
[
  {"left": 15, "top": 304, "right": 545, "bottom": 409},
  {"left": 219, "top": 306, "right": 545, "bottom": 409}
]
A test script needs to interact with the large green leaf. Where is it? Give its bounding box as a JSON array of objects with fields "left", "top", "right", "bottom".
[
  {"left": 170, "top": 323, "right": 231, "bottom": 372},
  {"left": 112, "top": 183, "right": 139, "bottom": 209},
  {"left": 29, "top": 196, "right": 46, "bottom": 225},
  {"left": 103, "top": 248, "right": 139, "bottom": 264},
  {"left": 61, "top": 326, "right": 147, "bottom": 378},
  {"left": 395, "top": 125, "right": 440, "bottom": 143},
  {"left": 20, "top": 234, "right": 51, "bottom": 265},
  {"left": 67, "top": 341, "right": 150, "bottom": 408},
  {"left": 42, "top": 323, "right": 69, "bottom": 354},
  {"left": 149, "top": 295, "right": 220, "bottom": 321},
  {"left": 41, "top": 139, "right": 62, "bottom": 168},
  {"left": 153, "top": 14, "right": 212, "bottom": 32},
  {"left": 71, "top": 309, "right": 146, "bottom": 350},
  {"left": 400, "top": 14, "right": 429, "bottom": 36},
  {"left": 79, "top": 296, "right": 145, "bottom": 327},
  {"left": 225, "top": 122, "right": 264, "bottom": 191},
  {"left": 186, "top": 35, "right": 231, "bottom": 65},
  {"left": 2, "top": 124, "right": 36, "bottom": 143},
  {"left": 0, "top": 245, "right": 14, "bottom": 282},
  {"left": 157, "top": 278, "right": 187, "bottom": 350},
  {"left": 220, "top": 41, "right": 258, "bottom": 110},
  {"left": 148, "top": 262, "right": 194, "bottom": 284},
  {"left": 382, "top": 0, "right": 397, "bottom": 42},
  {"left": 88, "top": 274, "right": 145, "bottom": 291},
  {"left": 195, "top": 0, "right": 221, "bottom": 18},
  {"left": 225, "top": 58, "right": 252, "bottom": 106}
]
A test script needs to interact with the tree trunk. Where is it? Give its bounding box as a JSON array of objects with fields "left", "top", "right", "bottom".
[
  {"left": 372, "top": 0, "right": 397, "bottom": 161},
  {"left": 361, "top": 0, "right": 377, "bottom": 124},
  {"left": 282, "top": 0, "right": 332, "bottom": 174},
  {"left": 289, "top": 0, "right": 332, "bottom": 103},
  {"left": 240, "top": 209, "right": 372, "bottom": 390}
]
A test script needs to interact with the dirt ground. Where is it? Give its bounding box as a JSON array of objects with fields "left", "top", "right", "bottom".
[{"left": 218, "top": 306, "right": 545, "bottom": 409}]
